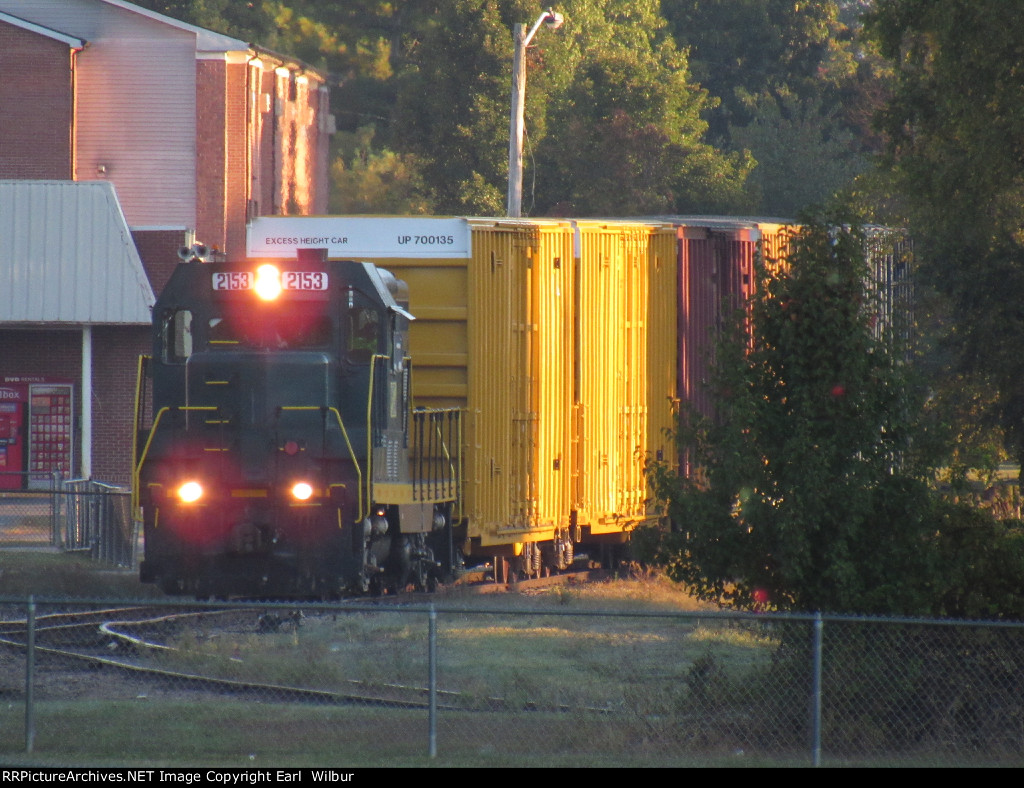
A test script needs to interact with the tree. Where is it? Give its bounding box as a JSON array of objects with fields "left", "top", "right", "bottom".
[
  {"left": 729, "top": 89, "right": 868, "bottom": 217},
  {"left": 864, "top": 0, "right": 1024, "bottom": 476},
  {"left": 662, "top": 1, "right": 890, "bottom": 216},
  {"left": 533, "top": 0, "right": 754, "bottom": 215},
  {"left": 134, "top": 0, "right": 757, "bottom": 215},
  {"left": 388, "top": 0, "right": 754, "bottom": 215},
  {"left": 647, "top": 213, "right": 938, "bottom": 614},
  {"left": 390, "top": 0, "right": 529, "bottom": 215},
  {"left": 329, "top": 126, "right": 432, "bottom": 215}
]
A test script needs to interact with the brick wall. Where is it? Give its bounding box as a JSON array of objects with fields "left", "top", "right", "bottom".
[
  {"left": 224, "top": 60, "right": 249, "bottom": 260},
  {"left": 0, "top": 21, "right": 73, "bottom": 179},
  {"left": 195, "top": 59, "right": 253, "bottom": 261},
  {"left": 196, "top": 59, "right": 228, "bottom": 255},
  {"left": 132, "top": 228, "right": 188, "bottom": 298},
  {"left": 251, "top": 62, "right": 330, "bottom": 222},
  {"left": 91, "top": 326, "right": 149, "bottom": 485}
]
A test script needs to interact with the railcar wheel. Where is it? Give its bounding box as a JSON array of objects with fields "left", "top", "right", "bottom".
[{"left": 543, "top": 531, "right": 574, "bottom": 572}]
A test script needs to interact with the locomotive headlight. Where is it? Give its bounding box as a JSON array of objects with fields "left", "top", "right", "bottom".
[
  {"left": 177, "top": 481, "right": 204, "bottom": 504},
  {"left": 291, "top": 482, "right": 314, "bottom": 501},
  {"left": 254, "top": 264, "right": 282, "bottom": 301}
]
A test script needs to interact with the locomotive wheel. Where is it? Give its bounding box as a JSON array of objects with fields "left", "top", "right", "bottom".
[
  {"left": 413, "top": 556, "right": 430, "bottom": 591},
  {"left": 412, "top": 537, "right": 437, "bottom": 592}
]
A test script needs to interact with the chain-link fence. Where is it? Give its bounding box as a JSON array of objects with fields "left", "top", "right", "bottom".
[
  {"left": 0, "top": 475, "right": 134, "bottom": 567},
  {"left": 0, "top": 597, "right": 1021, "bottom": 767}
]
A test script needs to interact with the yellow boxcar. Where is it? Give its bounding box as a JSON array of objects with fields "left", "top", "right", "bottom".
[
  {"left": 385, "top": 218, "right": 678, "bottom": 565},
  {"left": 571, "top": 220, "right": 678, "bottom": 543},
  {"left": 645, "top": 224, "right": 680, "bottom": 482},
  {"left": 385, "top": 220, "right": 576, "bottom": 562}
]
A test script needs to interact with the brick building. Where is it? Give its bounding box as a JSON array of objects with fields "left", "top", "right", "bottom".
[{"left": 0, "top": 0, "right": 332, "bottom": 486}]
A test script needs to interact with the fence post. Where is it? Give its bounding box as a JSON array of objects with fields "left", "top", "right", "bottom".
[
  {"left": 89, "top": 486, "right": 99, "bottom": 560},
  {"left": 811, "top": 612, "right": 823, "bottom": 766},
  {"left": 428, "top": 603, "right": 437, "bottom": 758},
  {"left": 25, "top": 596, "right": 35, "bottom": 754},
  {"left": 99, "top": 488, "right": 110, "bottom": 564},
  {"left": 50, "top": 472, "right": 62, "bottom": 549}
]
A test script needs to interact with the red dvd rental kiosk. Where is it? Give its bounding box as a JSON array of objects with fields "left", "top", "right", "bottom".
[{"left": 0, "top": 378, "right": 73, "bottom": 490}]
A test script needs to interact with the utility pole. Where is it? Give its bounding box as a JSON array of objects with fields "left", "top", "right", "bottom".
[{"left": 506, "top": 9, "right": 563, "bottom": 218}]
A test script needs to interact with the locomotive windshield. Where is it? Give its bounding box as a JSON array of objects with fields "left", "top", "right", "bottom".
[
  {"left": 207, "top": 314, "right": 334, "bottom": 350},
  {"left": 160, "top": 289, "right": 388, "bottom": 361},
  {"left": 346, "top": 308, "right": 380, "bottom": 363},
  {"left": 159, "top": 307, "right": 334, "bottom": 361}
]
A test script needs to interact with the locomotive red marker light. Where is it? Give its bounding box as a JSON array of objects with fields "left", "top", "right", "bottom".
[
  {"left": 177, "top": 481, "right": 204, "bottom": 503},
  {"left": 254, "top": 264, "right": 283, "bottom": 300},
  {"left": 291, "top": 482, "right": 314, "bottom": 501}
]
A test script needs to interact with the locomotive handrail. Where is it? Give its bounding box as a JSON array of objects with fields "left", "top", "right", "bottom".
[
  {"left": 131, "top": 405, "right": 219, "bottom": 520},
  {"left": 130, "top": 354, "right": 151, "bottom": 520},
  {"left": 278, "top": 406, "right": 363, "bottom": 523},
  {"left": 411, "top": 408, "right": 463, "bottom": 508},
  {"left": 365, "top": 354, "right": 390, "bottom": 519}
]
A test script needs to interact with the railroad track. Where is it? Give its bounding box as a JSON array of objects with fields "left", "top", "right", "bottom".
[
  {"left": 454, "top": 566, "right": 607, "bottom": 593},
  {"left": 0, "top": 597, "right": 612, "bottom": 714},
  {"left": 0, "top": 606, "right": 437, "bottom": 706}
]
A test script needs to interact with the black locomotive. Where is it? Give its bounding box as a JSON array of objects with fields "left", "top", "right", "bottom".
[{"left": 133, "top": 248, "right": 461, "bottom": 597}]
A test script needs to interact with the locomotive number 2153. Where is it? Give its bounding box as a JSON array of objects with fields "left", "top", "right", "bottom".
[
  {"left": 282, "top": 271, "right": 328, "bottom": 291},
  {"left": 211, "top": 270, "right": 329, "bottom": 291}
]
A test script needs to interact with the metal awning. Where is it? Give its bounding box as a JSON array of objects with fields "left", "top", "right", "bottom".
[{"left": 0, "top": 180, "right": 155, "bottom": 325}]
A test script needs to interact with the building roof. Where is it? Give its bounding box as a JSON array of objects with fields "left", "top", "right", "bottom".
[
  {"left": 92, "top": 0, "right": 249, "bottom": 54},
  {"left": 0, "top": 1, "right": 324, "bottom": 76},
  {"left": 0, "top": 180, "right": 155, "bottom": 325},
  {"left": 0, "top": 10, "right": 85, "bottom": 47}
]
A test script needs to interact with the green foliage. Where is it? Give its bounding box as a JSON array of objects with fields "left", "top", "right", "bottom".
[
  {"left": 663, "top": 1, "right": 890, "bottom": 216},
  {"left": 864, "top": 0, "right": 1024, "bottom": 472},
  {"left": 647, "top": 212, "right": 940, "bottom": 614},
  {"left": 329, "top": 126, "right": 432, "bottom": 214},
  {"left": 729, "top": 89, "right": 868, "bottom": 217},
  {"left": 932, "top": 504, "right": 1024, "bottom": 620},
  {"left": 389, "top": 0, "right": 523, "bottom": 214},
  {"left": 531, "top": 0, "right": 754, "bottom": 215},
  {"left": 644, "top": 206, "right": 1024, "bottom": 617}
]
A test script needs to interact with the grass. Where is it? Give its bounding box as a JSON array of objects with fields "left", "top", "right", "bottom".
[
  {"left": 0, "top": 550, "right": 163, "bottom": 601},
  {"left": 146, "top": 570, "right": 765, "bottom": 706},
  {"left": 0, "top": 701, "right": 790, "bottom": 768},
  {"left": 1, "top": 552, "right": 1018, "bottom": 767},
  {"left": 0, "top": 551, "right": 788, "bottom": 766}
]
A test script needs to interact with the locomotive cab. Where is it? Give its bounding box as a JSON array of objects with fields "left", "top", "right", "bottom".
[{"left": 134, "top": 252, "right": 461, "bottom": 598}]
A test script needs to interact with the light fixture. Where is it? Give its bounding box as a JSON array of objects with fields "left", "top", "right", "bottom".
[
  {"left": 254, "top": 264, "right": 282, "bottom": 300},
  {"left": 291, "top": 482, "right": 314, "bottom": 501},
  {"left": 177, "top": 481, "right": 203, "bottom": 503}
]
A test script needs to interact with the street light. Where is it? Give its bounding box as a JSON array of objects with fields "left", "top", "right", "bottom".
[{"left": 507, "top": 8, "right": 564, "bottom": 218}]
